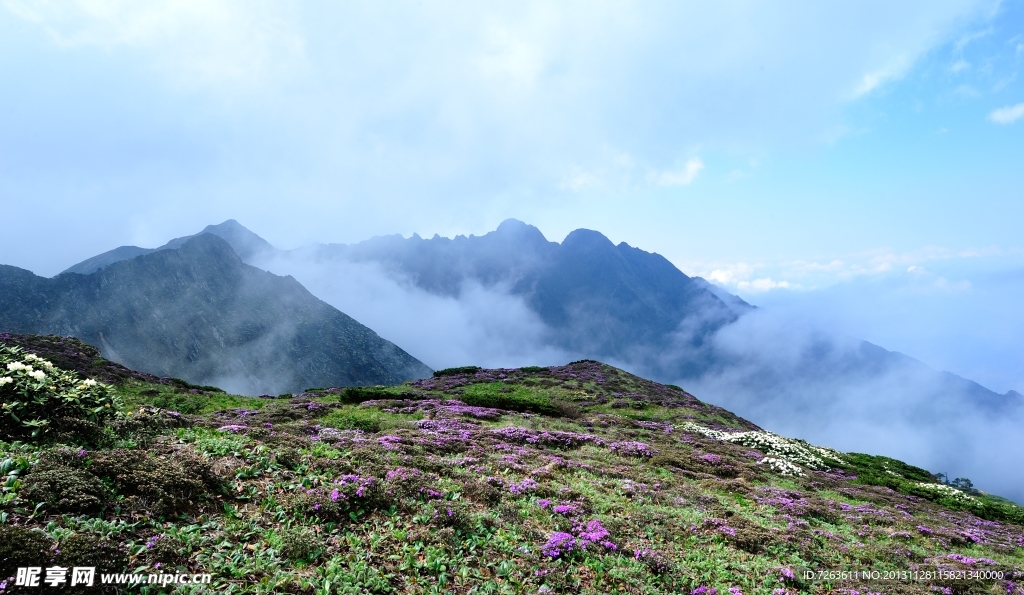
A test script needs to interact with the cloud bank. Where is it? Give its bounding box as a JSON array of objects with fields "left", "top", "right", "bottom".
[
  {"left": 989, "top": 102, "right": 1024, "bottom": 124},
  {"left": 256, "top": 253, "right": 577, "bottom": 371},
  {"left": 675, "top": 305, "right": 1024, "bottom": 504}
]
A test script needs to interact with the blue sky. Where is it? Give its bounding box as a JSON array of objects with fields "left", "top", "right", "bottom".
[{"left": 2, "top": 0, "right": 1023, "bottom": 392}]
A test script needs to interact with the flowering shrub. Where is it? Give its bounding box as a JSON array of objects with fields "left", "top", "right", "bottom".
[
  {"left": 508, "top": 477, "right": 539, "bottom": 495},
  {"left": 541, "top": 519, "right": 616, "bottom": 558},
  {"left": 541, "top": 531, "right": 577, "bottom": 557},
  {"left": 913, "top": 482, "right": 982, "bottom": 506},
  {"left": 0, "top": 345, "right": 119, "bottom": 439},
  {"left": 758, "top": 457, "right": 805, "bottom": 477},
  {"left": 608, "top": 441, "right": 655, "bottom": 458},
  {"left": 299, "top": 474, "right": 384, "bottom": 520},
  {"left": 681, "top": 422, "right": 841, "bottom": 474},
  {"left": 633, "top": 548, "right": 672, "bottom": 574},
  {"left": 490, "top": 426, "right": 603, "bottom": 448},
  {"left": 552, "top": 502, "right": 582, "bottom": 516}
]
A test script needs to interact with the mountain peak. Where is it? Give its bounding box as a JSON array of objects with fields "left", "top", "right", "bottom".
[
  {"left": 491, "top": 219, "right": 549, "bottom": 245},
  {"left": 561, "top": 228, "right": 614, "bottom": 251},
  {"left": 60, "top": 220, "right": 277, "bottom": 276},
  {"left": 191, "top": 220, "right": 275, "bottom": 261}
]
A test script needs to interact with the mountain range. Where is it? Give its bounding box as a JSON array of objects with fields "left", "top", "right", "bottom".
[
  {"left": 35, "top": 218, "right": 1021, "bottom": 408},
  {"left": 0, "top": 232, "right": 430, "bottom": 394}
]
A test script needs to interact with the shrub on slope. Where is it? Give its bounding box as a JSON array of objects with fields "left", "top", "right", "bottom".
[{"left": 0, "top": 344, "right": 119, "bottom": 440}]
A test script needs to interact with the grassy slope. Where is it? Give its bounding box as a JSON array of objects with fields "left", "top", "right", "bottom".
[{"left": 2, "top": 357, "right": 1023, "bottom": 594}]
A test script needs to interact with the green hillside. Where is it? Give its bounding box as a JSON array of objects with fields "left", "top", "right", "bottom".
[{"left": 1, "top": 336, "right": 1022, "bottom": 594}]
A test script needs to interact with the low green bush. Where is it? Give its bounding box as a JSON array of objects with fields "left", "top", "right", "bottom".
[
  {"left": 142, "top": 534, "right": 189, "bottom": 569},
  {"left": 54, "top": 533, "right": 127, "bottom": 579},
  {"left": 320, "top": 407, "right": 412, "bottom": 433},
  {"left": 87, "top": 449, "right": 215, "bottom": 516},
  {"left": 338, "top": 386, "right": 392, "bottom": 404},
  {"left": 432, "top": 366, "right": 481, "bottom": 377},
  {"left": 459, "top": 383, "right": 563, "bottom": 416},
  {"left": 20, "top": 467, "right": 109, "bottom": 514},
  {"left": 30, "top": 447, "right": 220, "bottom": 517},
  {"left": 279, "top": 528, "right": 322, "bottom": 562},
  {"left": 0, "top": 525, "right": 53, "bottom": 575}
]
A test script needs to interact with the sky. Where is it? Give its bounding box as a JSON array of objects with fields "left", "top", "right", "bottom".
[{"left": 1, "top": 1, "right": 1023, "bottom": 395}]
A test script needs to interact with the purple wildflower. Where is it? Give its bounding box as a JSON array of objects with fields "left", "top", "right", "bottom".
[
  {"left": 608, "top": 441, "right": 655, "bottom": 458},
  {"left": 508, "top": 478, "right": 539, "bottom": 495},
  {"left": 541, "top": 532, "right": 576, "bottom": 558}
]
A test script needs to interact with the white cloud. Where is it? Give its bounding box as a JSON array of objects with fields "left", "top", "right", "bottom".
[
  {"left": 702, "top": 263, "right": 800, "bottom": 293},
  {"left": 906, "top": 265, "right": 972, "bottom": 292},
  {"left": 687, "top": 244, "right": 1011, "bottom": 298},
  {"left": 649, "top": 158, "right": 704, "bottom": 187},
  {"left": 739, "top": 278, "right": 795, "bottom": 292},
  {"left": 3, "top": 0, "right": 305, "bottom": 89},
  {"left": 988, "top": 103, "right": 1024, "bottom": 124},
  {"left": 559, "top": 167, "right": 603, "bottom": 192},
  {"left": 853, "top": 54, "right": 913, "bottom": 97}
]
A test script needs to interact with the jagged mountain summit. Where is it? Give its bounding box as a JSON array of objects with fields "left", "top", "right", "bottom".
[
  {"left": 288, "top": 219, "right": 754, "bottom": 378},
  {"left": 0, "top": 234, "right": 430, "bottom": 394},
  {"left": 61, "top": 219, "right": 278, "bottom": 275}
]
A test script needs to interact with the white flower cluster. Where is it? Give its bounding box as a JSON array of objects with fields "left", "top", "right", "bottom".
[
  {"left": 914, "top": 482, "right": 981, "bottom": 506},
  {"left": 757, "top": 457, "right": 805, "bottom": 477},
  {"left": 23, "top": 353, "right": 54, "bottom": 369},
  {"left": 5, "top": 361, "right": 46, "bottom": 380},
  {"left": 0, "top": 376, "right": 12, "bottom": 386},
  {"left": 680, "top": 422, "right": 844, "bottom": 475},
  {"left": 79, "top": 378, "right": 97, "bottom": 387}
]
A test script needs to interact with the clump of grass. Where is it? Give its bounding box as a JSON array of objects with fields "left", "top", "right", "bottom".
[
  {"left": 320, "top": 406, "right": 416, "bottom": 432},
  {"left": 459, "top": 382, "right": 565, "bottom": 416}
]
